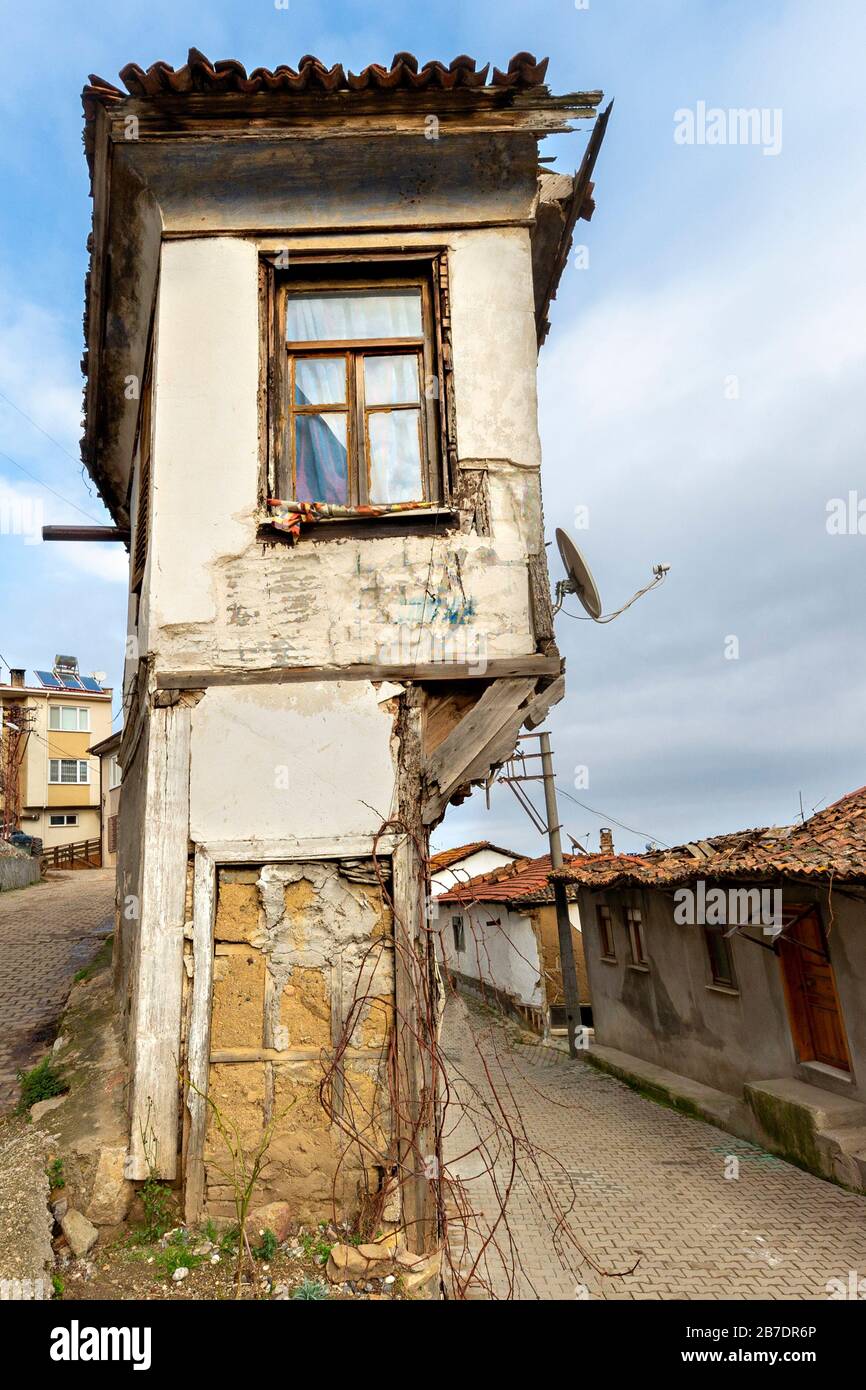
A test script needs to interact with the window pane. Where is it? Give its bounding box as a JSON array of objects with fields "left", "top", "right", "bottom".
[
  {"left": 60, "top": 760, "right": 77, "bottom": 783},
  {"left": 49, "top": 760, "right": 59, "bottom": 782},
  {"left": 364, "top": 354, "right": 420, "bottom": 406},
  {"left": 367, "top": 410, "right": 423, "bottom": 503},
  {"left": 79, "top": 761, "right": 88, "bottom": 782},
  {"left": 78, "top": 709, "right": 89, "bottom": 731},
  {"left": 49, "top": 707, "right": 60, "bottom": 730},
  {"left": 294, "top": 356, "right": 346, "bottom": 406},
  {"left": 295, "top": 413, "right": 348, "bottom": 503},
  {"left": 61, "top": 707, "right": 77, "bottom": 731},
  {"left": 706, "top": 928, "right": 734, "bottom": 986},
  {"left": 288, "top": 289, "right": 422, "bottom": 343}
]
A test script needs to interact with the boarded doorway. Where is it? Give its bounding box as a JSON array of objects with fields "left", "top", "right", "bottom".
[{"left": 778, "top": 907, "right": 850, "bottom": 1072}]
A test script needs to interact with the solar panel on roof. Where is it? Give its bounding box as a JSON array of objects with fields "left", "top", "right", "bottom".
[
  {"left": 35, "top": 670, "right": 62, "bottom": 688},
  {"left": 79, "top": 677, "right": 102, "bottom": 693},
  {"left": 60, "top": 674, "right": 84, "bottom": 690}
]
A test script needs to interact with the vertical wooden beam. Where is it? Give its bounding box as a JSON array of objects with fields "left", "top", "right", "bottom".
[
  {"left": 393, "top": 691, "right": 438, "bottom": 1252},
  {"left": 125, "top": 702, "right": 192, "bottom": 1180},
  {"left": 184, "top": 846, "right": 216, "bottom": 1224}
]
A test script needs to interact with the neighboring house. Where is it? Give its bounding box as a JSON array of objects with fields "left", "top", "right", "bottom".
[
  {"left": 0, "top": 659, "right": 112, "bottom": 850},
  {"left": 556, "top": 787, "right": 866, "bottom": 1191},
  {"left": 430, "top": 840, "right": 522, "bottom": 895},
  {"left": 436, "top": 853, "right": 589, "bottom": 1034},
  {"left": 89, "top": 731, "right": 122, "bottom": 867},
  {"left": 77, "top": 47, "right": 606, "bottom": 1234}
]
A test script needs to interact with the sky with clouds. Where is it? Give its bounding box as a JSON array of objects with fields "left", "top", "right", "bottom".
[{"left": 0, "top": 0, "right": 862, "bottom": 855}]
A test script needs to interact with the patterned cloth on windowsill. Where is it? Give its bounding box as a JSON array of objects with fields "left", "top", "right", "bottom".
[{"left": 267, "top": 498, "right": 435, "bottom": 540}]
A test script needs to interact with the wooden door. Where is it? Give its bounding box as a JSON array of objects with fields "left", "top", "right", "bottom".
[{"left": 779, "top": 908, "right": 850, "bottom": 1071}]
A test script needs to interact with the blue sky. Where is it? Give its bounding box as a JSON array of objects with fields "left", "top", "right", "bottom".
[{"left": 1, "top": 0, "right": 863, "bottom": 853}]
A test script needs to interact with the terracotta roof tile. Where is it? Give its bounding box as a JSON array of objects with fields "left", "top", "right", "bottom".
[
  {"left": 437, "top": 852, "right": 579, "bottom": 905},
  {"left": 554, "top": 786, "right": 866, "bottom": 889},
  {"left": 429, "top": 841, "right": 522, "bottom": 875},
  {"left": 82, "top": 50, "right": 550, "bottom": 119}
]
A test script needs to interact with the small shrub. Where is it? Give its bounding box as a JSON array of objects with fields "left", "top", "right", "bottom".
[
  {"left": 292, "top": 1278, "right": 329, "bottom": 1300},
  {"left": 252, "top": 1228, "right": 278, "bottom": 1261},
  {"left": 51, "top": 1274, "right": 64, "bottom": 1300},
  {"left": 17, "top": 1057, "right": 67, "bottom": 1114}
]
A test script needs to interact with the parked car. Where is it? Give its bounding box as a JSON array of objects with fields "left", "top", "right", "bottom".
[{"left": 3, "top": 830, "right": 43, "bottom": 856}]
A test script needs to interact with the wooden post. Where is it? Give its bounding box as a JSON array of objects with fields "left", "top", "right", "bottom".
[
  {"left": 125, "top": 703, "right": 192, "bottom": 1180},
  {"left": 392, "top": 693, "right": 438, "bottom": 1252},
  {"left": 184, "top": 846, "right": 216, "bottom": 1224}
]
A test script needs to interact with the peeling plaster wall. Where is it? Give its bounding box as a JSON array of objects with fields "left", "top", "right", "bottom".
[
  {"left": 188, "top": 681, "right": 398, "bottom": 843},
  {"left": 204, "top": 861, "right": 394, "bottom": 1224},
  {"left": 146, "top": 229, "right": 544, "bottom": 670}
]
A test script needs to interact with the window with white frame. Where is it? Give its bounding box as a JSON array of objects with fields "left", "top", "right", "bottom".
[
  {"left": 48, "top": 706, "right": 90, "bottom": 732},
  {"left": 108, "top": 754, "right": 122, "bottom": 789},
  {"left": 49, "top": 813, "right": 79, "bottom": 827},
  {"left": 48, "top": 759, "right": 89, "bottom": 784}
]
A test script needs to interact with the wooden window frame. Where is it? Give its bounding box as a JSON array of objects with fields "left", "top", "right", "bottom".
[
  {"left": 703, "top": 924, "right": 737, "bottom": 989},
  {"left": 596, "top": 904, "right": 616, "bottom": 962},
  {"left": 452, "top": 914, "right": 465, "bottom": 953},
  {"left": 626, "top": 906, "right": 648, "bottom": 968},
  {"left": 263, "top": 253, "right": 454, "bottom": 511}
]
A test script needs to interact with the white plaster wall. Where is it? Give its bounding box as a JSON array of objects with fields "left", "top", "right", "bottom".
[
  {"left": 150, "top": 238, "right": 260, "bottom": 631},
  {"left": 448, "top": 228, "right": 542, "bottom": 472},
  {"left": 188, "top": 681, "right": 398, "bottom": 843},
  {"left": 431, "top": 846, "right": 520, "bottom": 895},
  {"left": 438, "top": 901, "right": 543, "bottom": 1009}
]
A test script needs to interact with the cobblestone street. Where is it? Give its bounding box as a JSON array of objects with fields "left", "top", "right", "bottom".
[
  {"left": 442, "top": 995, "right": 866, "bottom": 1300},
  {"left": 0, "top": 870, "right": 114, "bottom": 1111}
]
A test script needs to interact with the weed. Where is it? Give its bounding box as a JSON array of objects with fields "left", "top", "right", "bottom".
[
  {"left": 300, "top": 1230, "right": 333, "bottom": 1265},
  {"left": 17, "top": 1056, "right": 67, "bottom": 1114},
  {"left": 46, "top": 1157, "right": 65, "bottom": 1191},
  {"left": 140, "top": 1177, "right": 175, "bottom": 1242},
  {"left": 51, "top": 1274, "right": 64, "bottom": 1300},
  {"left": 252, "top": 1228, "right": 278, "bottom": 1261}
]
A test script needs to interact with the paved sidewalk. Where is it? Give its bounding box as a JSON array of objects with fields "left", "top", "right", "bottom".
[
  {"left": 0, "top": 870, "right": 114, "bottom": 1111},
  {"left": 441, "top": 994, "right": 866, "bottom": 1300}
]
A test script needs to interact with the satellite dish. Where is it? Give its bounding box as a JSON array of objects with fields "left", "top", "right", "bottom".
[{"left": 555, "top": 529, "right": 602, "bottom": 620}]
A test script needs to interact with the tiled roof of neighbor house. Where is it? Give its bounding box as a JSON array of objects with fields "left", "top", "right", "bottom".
[
  {"left": 82, "top": 50, "right": 551, "bottom": 117},
  {"left": 429, "top": 842, "right": 523, "bottom": 875},
  {"left": 552, "top": 785, "right": 866, "bottom": 889},
  {"left": 437, "top": 852, "right": 579, "bottom": 906}
]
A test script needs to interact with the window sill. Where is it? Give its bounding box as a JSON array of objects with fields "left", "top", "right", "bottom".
[
  {"left": 705, "top": 983, "right": 740, "bottom": 997},
  {"left": 262, "top": 504, "right": 459, "bottom": 543},
  {"left": 600, "top": 955, "right": 618, "bottom": 966},
  {"left": 626, "top": 963, "right": 650, "bottom": 974}
]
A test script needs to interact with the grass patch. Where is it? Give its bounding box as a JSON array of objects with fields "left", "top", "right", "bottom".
[{"left": 17, "top": 1056, "right": 68, "bottom": 1114}]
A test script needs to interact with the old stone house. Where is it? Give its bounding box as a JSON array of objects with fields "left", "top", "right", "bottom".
[
  {"left": 436, "top": 852, "right": 589, "bottom": 1035},
  {"left": 556, "top": 787, "right": 866, "bottom": 1190},
  {"left": 78, "top": 48, "right": 607, "bottom": 1241}
]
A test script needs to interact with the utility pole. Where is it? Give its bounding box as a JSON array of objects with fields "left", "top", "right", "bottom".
[{"left": 538, "top": 731, "right": 583, "bottom": 1058}]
